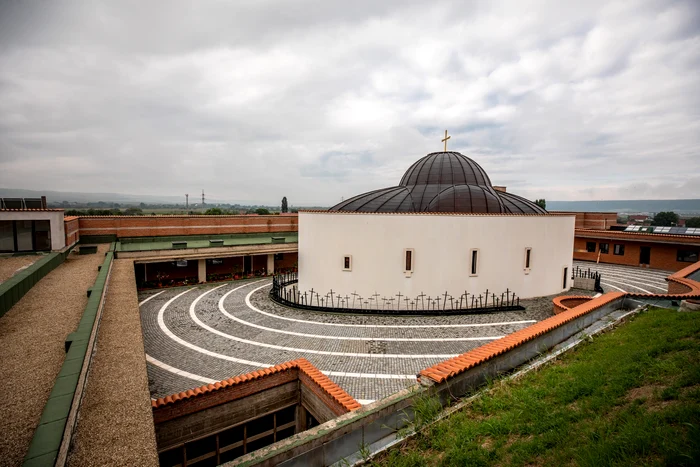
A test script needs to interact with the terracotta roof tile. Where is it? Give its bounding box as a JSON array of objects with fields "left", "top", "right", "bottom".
[{"left": 152, "top": 358, "right": 361, "bottom": 413}]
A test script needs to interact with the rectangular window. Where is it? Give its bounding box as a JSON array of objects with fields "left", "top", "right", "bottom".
[
  {"left": 176, "top": 260, "right": 188, "bottom": 267},
  {"left": 524, "top": 247, "right": 532, "bottom": 270},
  {"left": 599, "top": 243, "right": 609, "bottom": 254},
  {"left": 0, "top": 221, "right": 13, "bottom": 252},
  {"left": 677, "top": 250, "right": 699, "bottom": 263},
  {"left": 586, "top": 242, "right": 596, "bottom": 253},
  {"left": 470, "top": 249, "right": 479, "bottom": 276},
  {"left": 16, "top": 220, "right": 33, "bottom": 251},
  {"left": 343, "top": 255, "right": 352, "bottom": 271},
  {"left": 563, "top": 267, "right": 568, "bottom": 289},
  {"left": 613, "top": 244, "right": 625, "bottom": 256},
  {"left": 33, "top": 220, "right": 51, "bottom": 251},
  {"left": 404, "top": 249, "right": 414, "bottom": 273}
]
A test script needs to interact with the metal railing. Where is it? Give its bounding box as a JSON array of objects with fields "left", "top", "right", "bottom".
[
  {"left": 270, "top": 272, "right": 524, "bottom": 315},
  {"left": 572, "top": 266, "right": 604, "bottom": 293}
]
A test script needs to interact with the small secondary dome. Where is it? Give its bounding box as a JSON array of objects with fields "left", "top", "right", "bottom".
[{"left": 330, "top": 151, "right": 546, "bottom": 214}]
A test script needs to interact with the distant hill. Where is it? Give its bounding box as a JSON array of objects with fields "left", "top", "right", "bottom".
[
  {"left": 1, "top": 188, "right": 698, "bottom": 215},
  {"left": 547, "top": 199, "right": 700, "bottom": 215}
]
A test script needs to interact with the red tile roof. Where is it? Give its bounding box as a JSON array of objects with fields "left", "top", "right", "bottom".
[
  {"left": 419, "top": 292, "right": 627, "bottom": 383},
  {"left": 152, "top": 358, "right": 361, "bottom": 412},
  {"left": 421, "top": 260, "right": 700, "bottom": 385}
]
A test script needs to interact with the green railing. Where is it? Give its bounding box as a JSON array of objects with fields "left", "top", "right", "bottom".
[
  {"left": 23, "top": 243, "right": 116, "bottom": 466},
  {"left": 0, "top": 248, "right": 75, "bottom": 319}
]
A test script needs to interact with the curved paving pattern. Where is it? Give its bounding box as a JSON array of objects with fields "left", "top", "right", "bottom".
[
  {"left": 140, "top": 264, "right": 673, "bottom": 402},
  {"left": 573, "top": 260, "right": 671, "bottom": 294},
  {"left": 140, "top": 278, "right": 549, "bottom": 402}
]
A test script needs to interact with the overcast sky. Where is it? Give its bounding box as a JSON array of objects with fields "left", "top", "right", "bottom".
[{"left": 0, "top": 0, "right": 699, "bottom": 205}]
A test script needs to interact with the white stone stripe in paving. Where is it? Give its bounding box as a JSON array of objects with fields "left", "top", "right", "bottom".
[
  {"left": 155, "top": 286, "right": 420, "bottom": 379},
  {"left": 139, "top": 290, "right": 166, "bottom": 306},
  {"left": 189, "top": 286, "right": 461, "bottom": 358},
  {"left": 219, "top": 287, "right": 506, "bottom": 342},
  {"left": 357, "top": 400, "right": 376, "bottom": 405},
  {"left": 577, "top": 267, "right": 668, "bottom": 286},
  {"left": 574, "top": 262, "right": 671, "bottom": 279},
  {"left": 600, "top": 278, "right": 654, "bottom": 294},
  {"left": 146, "top": 354, "right": 218, "bottom": 384},
  {"left": 601, "top": 282, "right": 627, "bottom": 293},
  {"left": 244, "top": 283, "right": 537, "bottom": 329},
  {"left": 595, "top": 273, "right": 667, "bottom": 291}
]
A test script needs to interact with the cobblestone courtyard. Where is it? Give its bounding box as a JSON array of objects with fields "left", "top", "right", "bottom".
[{"left": 139, "top": 261, "right": 671, "bottom": 404}]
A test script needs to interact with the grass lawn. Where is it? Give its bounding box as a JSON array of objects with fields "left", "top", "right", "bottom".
[{"left": 374, "top": 307, "right": 700, "bottom": 466}]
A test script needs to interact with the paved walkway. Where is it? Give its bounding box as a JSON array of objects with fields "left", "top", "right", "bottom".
[
  {"left": 573, "top": 260, "right": 671, "bottom": 294},
  {"left": 139, "top": 279, "right": 555, "bottom": 403},
  {"left": 0, "top": 246, "right": 107, "bottom": 467},
  {"left": 68, "top": 259, "right": 158, "bottom": 467}
]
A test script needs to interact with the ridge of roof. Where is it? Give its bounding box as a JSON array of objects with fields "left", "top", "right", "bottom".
[
  {"left": 0, "top": 208, "right": 64, "bottom": 212},
  {"left": 152, "top": 358, "right": 360, "bottom": 412},
  {"left": 299, "top": 210, "right": 573, "bottom": 217},
  {"left": 575, "top": 228, "right": 700, "bottom": 241}
]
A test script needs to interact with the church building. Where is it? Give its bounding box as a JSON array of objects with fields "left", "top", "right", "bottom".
[{"left": 299, "top": 143, "right": 575, "bottom": 305}]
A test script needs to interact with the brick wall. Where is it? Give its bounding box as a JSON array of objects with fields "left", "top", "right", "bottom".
[
  {"left": 573, "top": 236, "right": 699, "bottom": 271},
  {"left": 553, "top": 212, "right": 618, "bottom": 230},
  {"left": 78, "top": 214, "right": 298, "bottom": 238},
  {"left": 64, "top": 217, "right": 80, "bottom": 247}
]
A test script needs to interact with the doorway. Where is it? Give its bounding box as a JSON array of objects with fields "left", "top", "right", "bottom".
[
  {"left": 640, "top": 246, "right": 651, "bottom": 265},
  {"left": 244, "top": 256, "right": 252, "bottom": 275}
]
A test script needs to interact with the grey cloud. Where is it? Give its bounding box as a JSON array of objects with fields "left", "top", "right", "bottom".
[{"left": 0, "top": 0, "right": 698, "bottom": 204}]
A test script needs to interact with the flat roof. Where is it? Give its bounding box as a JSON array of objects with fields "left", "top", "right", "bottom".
[{"left": 116, "top": 232, "right": 298, "bottom": 253}]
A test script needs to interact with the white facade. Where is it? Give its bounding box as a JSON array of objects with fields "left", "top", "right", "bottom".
[
  {"left": 299, "top": 212, "right": 575, "bottom": 301},
  {"left": 0, "top": 211, "right": 66, "bottom": 251}
]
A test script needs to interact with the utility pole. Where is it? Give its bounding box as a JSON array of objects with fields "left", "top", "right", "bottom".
[
  {"left": 201, "top": 189, "right": 205, "bottom": 206},
  {"left": 185, "top": 194, "right": 189, "bottom": 211}
]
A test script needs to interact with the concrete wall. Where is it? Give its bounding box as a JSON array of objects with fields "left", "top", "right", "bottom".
[
  {"left": 573, "top": 236, "right": 699, "bottom": 271},
  {"left": 0, "top": 210, "right": 66, "bottom": 250},
  {"left": 299, "top": 212, "right": 575, "bottom": 300},
  {"left": 78, "top": 214, "right": 298, "bottom": 238}
]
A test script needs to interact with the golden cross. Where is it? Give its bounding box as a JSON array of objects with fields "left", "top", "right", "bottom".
[{"left": 441, "top": 130, "right": 451, "bottom": 152}]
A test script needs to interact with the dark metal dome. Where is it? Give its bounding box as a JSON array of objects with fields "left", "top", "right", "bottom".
[
  {"left": 400, "top": 152, "right": 492, "bottom": 187},
  {"left": 330, "top": 151, "right": 546, "bottom": 214}
]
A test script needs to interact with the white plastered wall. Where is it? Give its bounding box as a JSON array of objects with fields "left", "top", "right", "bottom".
[
  {"left": 298, "top": 212, "right": 575, "bottom": 300},
  {"left": 0, "top": 211, "right": 66, "bottom": 251}
]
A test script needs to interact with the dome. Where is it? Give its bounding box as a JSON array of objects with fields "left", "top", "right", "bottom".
[
  {"left": 330, "top": 151, "right": 546, "bottom": 214},
  {"left": 426, "top": 185, "right": 504, "bottom": 213},
  {"left": 400, "top": 152, "right": 492, "bottom": 187}
]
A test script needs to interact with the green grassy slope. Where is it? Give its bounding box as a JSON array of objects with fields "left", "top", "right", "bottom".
[{"left": 375, "top": 307, "right": 700, "bottom": 467}]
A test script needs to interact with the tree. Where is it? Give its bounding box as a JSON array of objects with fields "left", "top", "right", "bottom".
[
  {"left": 685, "top": 217, "right": 700, "bottom": 228},
  {"left": 204, "top": 207, "right": 223, "bottom": 215},
  {"left": 652, "top": 211, "right": 679, "bottom": 226},
  {"left": 124, "top": 207, "right": 143, "bottom": 216},
  {"left": 255, "top": 208, "right": 271, "bottom": 215},
  {"left": 281, "top": 196, "right": 288, "bottom": 213},
  {"left": 535, "top": 199, "right": 546, "bottom": 209}
]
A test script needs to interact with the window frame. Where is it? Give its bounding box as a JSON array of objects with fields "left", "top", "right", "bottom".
[
  {"left": 470, "top": 248, "right": 479, "bottom": 276},
  {"left": 613, "top": 244, "right": 625, "bottom": 256},
  {"left": 342, "top": 255, "right": 352, "bottom": 271},
  {"left": 586, "top": 242, "right": 596, "bottom": 253},
  {"left": 403, "top": 248, "right": 414, "bottom": 275},
  {"left": 524, "top": 247, "right": 532, "bottom": 273},
  {"left": 599, "top": 243, "right": 609, "bottom": 254},
  {"left": 677, "top": 249, "right": 699, "bottom": 263}
]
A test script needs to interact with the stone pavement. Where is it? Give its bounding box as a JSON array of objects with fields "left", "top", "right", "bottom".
[{"left": 139, "top": 278, "right": 555, "bottom": 403}]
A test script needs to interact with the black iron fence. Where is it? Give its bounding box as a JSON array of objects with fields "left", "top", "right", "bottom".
[
  {"left": 572, "top": 266, "right": 604, "bottom": 293},
  {"left": 270, "top": 272, "right": 524, "bottom": 315}
]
